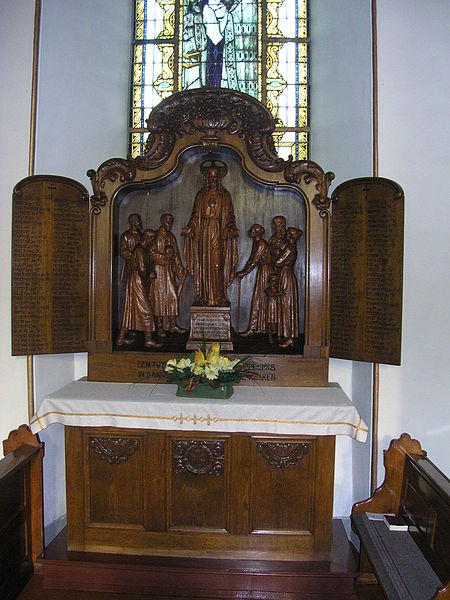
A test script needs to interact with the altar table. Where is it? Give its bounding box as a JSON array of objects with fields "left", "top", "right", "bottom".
[
  {"left": 30, "top": 380, "right": 367, "bottom": 441},
  {"left": 31, "top": 381, "right": 367, "bottom": 559}
]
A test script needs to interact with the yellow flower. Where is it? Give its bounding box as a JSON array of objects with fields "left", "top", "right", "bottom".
[
  {"left": 206, "top": 342, "right": 221, "bottom": 365},
  {"left": 192, "top": 365, "right": 204, "bottom": 376},
  {"left": 194, "top": 348, "right": 206, "bottom": 366}
]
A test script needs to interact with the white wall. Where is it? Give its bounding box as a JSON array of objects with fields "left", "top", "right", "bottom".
[
  {"left": 0, "top": 1, "right": 36, "bottom": 449},
  {"left": 376, "top": 0, "right": 450, "bottom": 477},
  {"left": 34, "top": 0, "right": 132, "bottom": 540},
  {"left": 310, "top": 0, "right": 374, "bottom": 515}
]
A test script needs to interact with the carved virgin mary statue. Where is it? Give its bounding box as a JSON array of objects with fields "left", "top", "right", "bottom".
[{"left": 182, "top": 164, "right": 238, "bottom": 306}]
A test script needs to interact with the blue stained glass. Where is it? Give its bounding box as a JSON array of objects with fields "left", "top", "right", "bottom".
[
  {"left": 182, "top": 0, "right": 258, "bottom": 96},
  {"left": 130, "top": 0, "right": 309, "bottom": 159}
]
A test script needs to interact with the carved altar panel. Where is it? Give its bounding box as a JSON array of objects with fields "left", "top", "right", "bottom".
[
  {"left": 252, "top": 437, "right": 313, "bottom": 533},
  {"left": 112, "top": 148, "right": 307, "bottom": 352},
  {"left": 12, "top": 176, "right": 89, "bottom": 355},
  {"left": 330, "top": 178, "right": 404, "bottom": 365},
  {"left": 86, "top": 431, "right": 145, "bottom": 527},
  {"left": 168, "top": 436, "right": 229, "bottom": 531},
  {"left": 87, "top": 89, "right": 334, "bottom": 386}
]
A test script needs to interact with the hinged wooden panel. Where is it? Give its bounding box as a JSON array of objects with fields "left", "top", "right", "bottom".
[
  {"left": 330, "top": 177, "right": 404, "bottom": 365},
  {"left": 12, "top": 175, "right": 89, "bottom": 355}
]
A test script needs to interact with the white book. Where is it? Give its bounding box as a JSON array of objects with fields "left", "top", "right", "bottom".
[{"left": 383, "top": 515, "right": 409, "bottom": 531}]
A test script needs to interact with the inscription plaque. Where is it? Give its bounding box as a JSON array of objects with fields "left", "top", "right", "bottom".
[
  {"left": 12, "top": 176, "right": 89, "bottom": 355},
  {"left": 187, "top": 306, "right": 233, "bottom": 350},
  {"left": 330, "top": 178, "right": 404, "bottom": 365}
]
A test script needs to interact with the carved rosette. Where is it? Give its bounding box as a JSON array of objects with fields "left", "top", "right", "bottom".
[
  {"left": 137, "top": 88, "right": 287, "bottom": 172},
  {"left": 89, "top": 437, "right": 140, "bottom": 464},
  {"left": 87, "top": 158, "right": 136, "bottom": 215},
  {"left": 256, "top": 441, "right": 310, "bottom": 469},
  {"left": 284, "top": 161, "right": 335, "bottom": 217},
  {"left": 172, "top": 440, "right": 225, "bottom": 476}
]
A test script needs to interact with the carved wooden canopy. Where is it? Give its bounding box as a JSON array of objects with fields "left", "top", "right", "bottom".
[{"left": 88, "top": 88, "right": 334, "bottom": 217}]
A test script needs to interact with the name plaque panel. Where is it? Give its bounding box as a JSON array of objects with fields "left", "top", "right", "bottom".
[
  {"left": 330, "top": 178, "right": 404, "bottom": 365},
  {"left": 187, "top": 306, "right": 233, "bottom": 351},
  {"left": 12, "top": 176, "right": 89, "bottom": 355}
]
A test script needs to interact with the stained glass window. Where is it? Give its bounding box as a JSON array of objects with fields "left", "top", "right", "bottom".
[{"left": 130, "top": 0, "right": 309, "bottom": 160}]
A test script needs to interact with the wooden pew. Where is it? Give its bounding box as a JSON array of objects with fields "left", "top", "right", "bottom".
[
  {"left": 352, "top": 433, "right": 449, "bottom": 600},
  {"left": 0, "top": 425, "right": 44, "bottom": 600}
]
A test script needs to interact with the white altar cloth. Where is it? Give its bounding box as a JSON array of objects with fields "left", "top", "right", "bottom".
[{"left": 30, "top": 380, "right": 368, "bottom": 442}]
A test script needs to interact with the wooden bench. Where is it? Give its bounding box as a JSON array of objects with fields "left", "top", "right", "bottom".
[
  {"left": 351, "top": 433, "right": 449, "bottom": 600},
  {"left": 0, "top": 425, "right": 44, "bottom": 600}
]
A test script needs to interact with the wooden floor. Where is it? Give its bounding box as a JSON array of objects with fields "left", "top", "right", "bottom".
[{"left": 19, "top": 575, "right": 384, "bottom": 599}]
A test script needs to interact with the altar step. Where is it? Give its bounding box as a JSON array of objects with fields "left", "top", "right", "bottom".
[{"left": 35, "top": 520, "right": 358, "bottom": 599}]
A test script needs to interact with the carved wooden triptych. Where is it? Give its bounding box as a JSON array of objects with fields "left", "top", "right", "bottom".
[{"left": 11, "top": 88, "right": 403, "bottom": 373}]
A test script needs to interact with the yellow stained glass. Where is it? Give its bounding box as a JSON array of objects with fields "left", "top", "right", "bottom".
[{"left": 130, "top": 0, "right": 309, "bottom": 158}]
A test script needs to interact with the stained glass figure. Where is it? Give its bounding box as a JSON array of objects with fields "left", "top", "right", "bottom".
[{"left": 130, "top": 0, "right": 308, "bottom": 159}]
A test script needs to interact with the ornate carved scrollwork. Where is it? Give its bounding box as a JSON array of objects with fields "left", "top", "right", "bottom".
[
  {"left": 137, "top": 88, "right": 287, "bottom": 172},
  {"left": 172, "top": 440, "right": 225, "bottom": 476},
  {"left": 89, "top": 436, "right": 140, "bottom": 464},
  {"left": 87, "top": 158, "right": 136, "bottom": 215},
  {"left": 256, "top": 441, "right": 310, "bottom": 469},
  {"left": 284, "top": 161, "right": 335, "bottom": 217},
  {"left": 86, "top": 89, "right": 335, "bottom": 215}
]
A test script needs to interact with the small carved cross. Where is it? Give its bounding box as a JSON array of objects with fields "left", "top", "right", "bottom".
[{"left": 362, "top": 183, "right": 371, "bottom": 202}]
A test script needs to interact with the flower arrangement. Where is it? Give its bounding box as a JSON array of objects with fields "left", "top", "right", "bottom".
[{"left": 165, "top": 342, "right": 259, "bottom": 394}]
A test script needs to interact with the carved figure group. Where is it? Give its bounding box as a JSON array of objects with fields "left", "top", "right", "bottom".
[
  {"left": 237, "top": 216, "right": 302, "bottom": 348},
  {"left": 117, "top": 163, "right": 302, "bottom": 351},
  {"left": 117, "top": 213, "right": 186, "bottom": 348}
]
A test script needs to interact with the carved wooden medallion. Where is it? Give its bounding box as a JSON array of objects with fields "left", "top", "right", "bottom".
[
  {"left": 89, "top": 437, "right": 140, "bottom": 464},
  {"left": 256, "top": 441, "right": 310, "bottom": 469},
  {"left": 172, "top": 440, "right": 225, "bottom": 476}
]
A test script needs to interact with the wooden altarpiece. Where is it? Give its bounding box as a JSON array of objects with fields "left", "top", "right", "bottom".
[
  {"left": 57, "top": 90, "right": 340, "bottom": 562},
  {"left": 10, "top": 90, "right": 404, "bottom": 572},
  {"left": 87, "top": 88, "right": 334, "bottom": 385}
]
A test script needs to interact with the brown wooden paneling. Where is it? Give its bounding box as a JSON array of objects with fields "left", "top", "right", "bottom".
[
  {"left": 330, "top": 177, "right": 404, "bottom": 365},
  {"left": 144, "top": 431, "right": 166, "bottom": 532},
  {"left": 1, "top": 426, "right": 44, "bottom": 598},
  {"left": 86, "top": 432, "right": 145, "bottom": 527},
  {"left": 35, "top": 520, "right": 358, "bottom": 598},
  {"left": 229, "top": 434, "right": 251, "bottom": 535},
  {"left": 65, "top": 427, "right": 335, "bottom": 559},
  {"left": 12, "top": 176, "right": 89, "bottom": 356},
  {"left": 251, "top": 436, "right": 313, "bottom": 534},
  {"left": 88, "top": 352, "right": 329, "bottom": 387}
]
